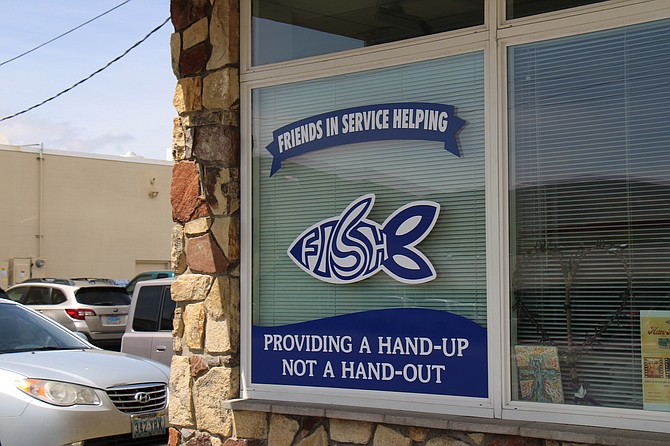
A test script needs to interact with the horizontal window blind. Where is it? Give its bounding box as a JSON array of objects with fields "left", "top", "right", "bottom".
[
  {"left": 509, "top": 20, "right": 670, "bottom": 410},
  {"left": 252, "top": 53, "right": 486, "bottom": 328}
]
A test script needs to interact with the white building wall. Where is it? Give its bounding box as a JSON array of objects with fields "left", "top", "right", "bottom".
[{"left": 0, "top": 144, "right": 173, "bottom": 287}]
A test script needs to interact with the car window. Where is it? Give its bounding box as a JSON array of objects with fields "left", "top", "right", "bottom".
[
  {"left": 52, "top": 289, "right": 67, "bottom": 304},
  {"left": 75, "top": 287, "right": 131, "bottom": 305},
  {"left": 159, "top": 287, "right": 175, "bottom": 331},
  {"left": 126, "top": 273, "right": 154, "bottom": 294},
  {"left": 23, "top": 287, "right": 51, "bottom": 305},
  {"left": 133, "top": 274, "right": 153, "bottom": 283},
  {"left": 133, "top": 285, "right": 163, "bottom": 331},
  {"left": 0, "top": 303, "right": 90, "bottom": 352},
  {"left": 128, "top": 274, "right": 152, "bottom": 287},
  {"left": 6, "top": 287, "right": 27, "bottom": 302}
]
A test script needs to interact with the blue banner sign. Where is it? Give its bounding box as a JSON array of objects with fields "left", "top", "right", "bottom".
[
  {"left": 265, "top": 102, "right": 466, "bottom": 176},
  {"left": 252, "top": 308, "right": 488, "bottom": 397},
  {"left": 288, "top": 194, "right": 439, "bottom": 284}
]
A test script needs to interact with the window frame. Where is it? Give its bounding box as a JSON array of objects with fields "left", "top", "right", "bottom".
[
  {"left": 240, "top": 0, "right": 670, "bottom": 432},
  {"left": 498, "top": 1, "right": 670, "bottom": 431},
  {"left": 158, "top": 286, "right": 174, "bottom": 332}
]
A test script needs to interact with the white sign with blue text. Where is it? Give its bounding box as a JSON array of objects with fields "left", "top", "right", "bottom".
[
  {"left": 252, "top": 309, "right": 488, "bottom": 397},
  {"left": 265, "top": 102, "right": 465, "bottom": 176}
]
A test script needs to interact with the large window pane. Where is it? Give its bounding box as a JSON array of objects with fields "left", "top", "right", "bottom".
[
  {"left": 252, "top": 0, "right": 484, "bottom": 66},
  {"left": 251, "top": 53, "right": 487, "bottom": 396},
  {"left": 253, "top": 53, "right": 485, "bottom": 326},
  {"left": 509, "top": 20, "right": 670, "bottom": 410}
]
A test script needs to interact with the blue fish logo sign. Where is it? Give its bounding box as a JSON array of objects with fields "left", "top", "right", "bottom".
[{"left": 288, "top": 194, "right": 440, "bottom": 284}]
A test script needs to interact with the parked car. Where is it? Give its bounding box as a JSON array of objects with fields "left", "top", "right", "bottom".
[
  {"left": 6, "top": 278, "right": 131, "bottom": 350},
  {"left": 122, "top": 278, "right": 176, "bottom": 366},
  {"left": 126, "top": 271, "right": 175, "bottom": 295},
  {"left": 0, "top": 298, "right": 169, "bottom": 446}
]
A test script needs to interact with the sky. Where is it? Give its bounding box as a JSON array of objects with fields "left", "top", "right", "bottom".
[{"left": 0, "top": 0, "right": 176, "bottom": 160}]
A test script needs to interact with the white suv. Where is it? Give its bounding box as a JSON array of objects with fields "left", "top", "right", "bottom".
[
  {"left": 121, "top": 278, "right": 175, "bottom": 366},
  {"left": 6, "top": 278, "right": 131, "bottom": 350}
]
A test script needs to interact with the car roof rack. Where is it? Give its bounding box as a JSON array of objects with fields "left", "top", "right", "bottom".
[
  {"left": 22, "top": 278, "right": 74, "bottom": 285},
  {"left": 21, "top": 277, "right": 122, "bottom": 286},
  {"left": 70, "top": 278, "right": 118, "bottom": 285}
]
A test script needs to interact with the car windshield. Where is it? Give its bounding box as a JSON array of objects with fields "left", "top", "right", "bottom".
[
  {"left": 0, "top": 302, "right": 91, "bottom": 353},
  {"left": 75, "top": 287, "right": 131, "bottom": 305}
]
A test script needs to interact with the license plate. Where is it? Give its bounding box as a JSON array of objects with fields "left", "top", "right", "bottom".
[
  {"left": 104, "top": 315, "right": 121, "bottom": 325},
  {"left": 131, "top": 412, "right": 166, "bottom": 438}
]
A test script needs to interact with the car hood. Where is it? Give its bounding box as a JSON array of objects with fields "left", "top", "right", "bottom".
[{"left": 0, "top": 349, "right": 170, "bottom": 388}]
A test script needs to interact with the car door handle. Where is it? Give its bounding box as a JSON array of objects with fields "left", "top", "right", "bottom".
[{"left": 155, "top": 346, "right": 167, "bottom": 352}]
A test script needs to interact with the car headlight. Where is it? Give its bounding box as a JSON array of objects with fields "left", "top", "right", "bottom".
[{"left": 16, "top": 379, "right": 101, "bottom": 406}]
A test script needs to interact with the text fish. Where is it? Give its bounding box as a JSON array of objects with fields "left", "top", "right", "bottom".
[{"left": 287, "top": 194, "right": 440, "bottom": 284}]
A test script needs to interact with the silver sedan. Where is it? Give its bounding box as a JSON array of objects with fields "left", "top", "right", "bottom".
[{"left": 0, "top": 298, "right": 170, "bottom": 446}]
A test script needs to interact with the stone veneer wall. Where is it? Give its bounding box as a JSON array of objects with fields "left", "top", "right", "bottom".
[
  {"left": 168, "top": 0, "right": 240, "bottom": 444},
  {"left": 166, "top": 2, "right": 649, "bottom": 446}
]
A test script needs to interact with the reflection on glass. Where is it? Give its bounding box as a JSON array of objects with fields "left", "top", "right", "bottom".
[
  {"left": 506, "top": 0, "right": 609, "bottom": 19},
  {"left": 251, "top": 53, "right": 486, "bottom": 327},
  {"left": 509, "top": 20, "right": 670, "bottom": 411},
  {"left": 252, "top": 0, "right": 484, "bottom": 66}
]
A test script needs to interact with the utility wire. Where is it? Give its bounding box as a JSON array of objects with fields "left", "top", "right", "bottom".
[
  {"left": 0, "top": 0, "right": 134, "bottom": 68},
  {"left": 0, "top": 17, "right": 170, "bottom": 123}
]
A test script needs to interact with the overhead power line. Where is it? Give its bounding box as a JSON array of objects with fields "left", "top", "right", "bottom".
[
  {"left": 0, "top": 0, "right": 134, "bottom": 68},
  {"left": 0, "top": 17, "right": 171, "bottom": 123}
]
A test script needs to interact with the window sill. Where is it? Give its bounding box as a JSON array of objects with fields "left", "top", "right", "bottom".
[{"left": 223, "top": 399, "right": 668, "bottom": 446}]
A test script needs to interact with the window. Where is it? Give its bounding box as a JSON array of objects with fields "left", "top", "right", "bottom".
[
  {"left": 6, "top": 287, "right": 28, "bottom": 303},
  {"left": 52, "top": 289, "right": 67, "bottom": 305},
  {"left": 252, "top": 0, "right": 485, "bottom": 65},
  {"left": 245, "top": 0, "right": 670, "bottom": 432},
  {"left": 132, "top": 285, "right": 163, "bottom": 332},
  {"left": 506, "top": 0, "right": 609, "bottom": 19},
  {"left": 75, "top": 288, "right": 131, "bottom": 306},
  {"left": 159, "top": 288, "right": 175, "bottom": 331},
  {"left": 509, "top": 19, "right": 670, "bottom": 411},
  {"left": 132, "top": 285, "right": 174, "bottom": 332},
  {"left": 23, "top": 287, "right": 50, "bottom": 305},
  {"left": 251, "top": 52, "right": 487, "bottom": 398}
]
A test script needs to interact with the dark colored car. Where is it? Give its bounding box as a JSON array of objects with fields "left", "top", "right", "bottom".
[{"left": 126, "top": 271, "right": 175, "bottom": 295}]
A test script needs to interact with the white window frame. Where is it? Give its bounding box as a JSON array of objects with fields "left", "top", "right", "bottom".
[
  {"left": 239, "top": 0, "right": 670, "bottom": 432},
  {"left": 498, "top": 0, "right": 670, "bottom": 433}
]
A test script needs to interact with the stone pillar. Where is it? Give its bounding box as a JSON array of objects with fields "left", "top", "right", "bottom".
[{"left": 168, "top": 0, "right": 240, "bottom": 445}]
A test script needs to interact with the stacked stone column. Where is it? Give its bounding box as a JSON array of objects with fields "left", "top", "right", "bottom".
[{"left": 168, "top": 0, "right": 240, "bottom": 444}]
